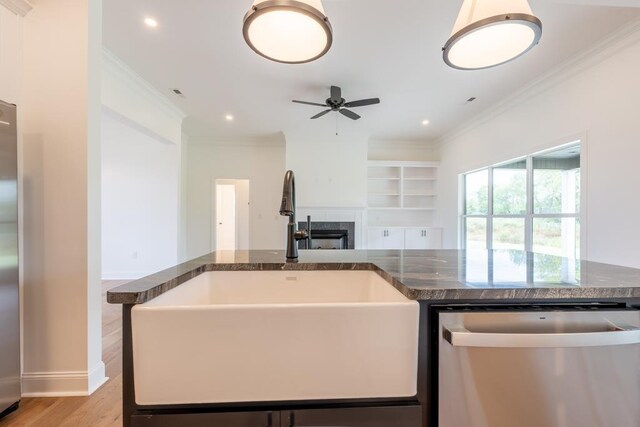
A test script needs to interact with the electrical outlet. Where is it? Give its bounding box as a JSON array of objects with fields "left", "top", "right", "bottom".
[{"left": 132, "top": 251, "right": 138, "bottom": 259}]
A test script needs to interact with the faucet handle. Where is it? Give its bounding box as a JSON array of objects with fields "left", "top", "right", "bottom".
[{"left": 294, "top": 229, "right": 309, "bottom": 241}]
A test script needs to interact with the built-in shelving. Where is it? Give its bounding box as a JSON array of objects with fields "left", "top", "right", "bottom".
[
  {"left": 367, "top": 161, "right": 439, "bottom": 221},
  {"left": 367, "top": 165, "right": 402, "bottom": 208},
  {"left": 366, "top": 160, "right": 441, "bottom": 248}
]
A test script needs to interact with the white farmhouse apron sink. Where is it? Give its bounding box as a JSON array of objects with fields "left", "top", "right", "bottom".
[{"left": 131, "top": 270, "right": 419, "bottom": 405}]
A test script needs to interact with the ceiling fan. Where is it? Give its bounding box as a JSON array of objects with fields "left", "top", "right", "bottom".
[{"left": 292, "top": 86, "right": 380, "bottom": 121}]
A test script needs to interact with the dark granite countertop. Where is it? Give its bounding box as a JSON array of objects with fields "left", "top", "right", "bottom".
[{"left": 107, "top": 249, "right": 640, "bottom": 304}]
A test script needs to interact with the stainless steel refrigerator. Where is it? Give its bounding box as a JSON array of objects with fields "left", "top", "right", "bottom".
[{"left": 0, "top": 100, "right": 19, "bottom": 418}]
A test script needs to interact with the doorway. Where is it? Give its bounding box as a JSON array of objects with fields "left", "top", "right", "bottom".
[{"left": 214, "top": 179, "right": 250, "bottom": 250}]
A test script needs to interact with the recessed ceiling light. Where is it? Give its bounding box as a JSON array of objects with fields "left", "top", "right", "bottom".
[
  {"left": 225, "top": 115, "right": 234, "bottom": 122},
  {"left": 443, "top": 0, "right": 542, "bottom": 70},
  {"left": 422, "top": 120, "right": 430, "bottom": 126},
  {"left": 242, "top": 0, "right": 333, "bottom": 64},
  {"left": 144, "top": 17, "right": 158, "bottom": 28}
]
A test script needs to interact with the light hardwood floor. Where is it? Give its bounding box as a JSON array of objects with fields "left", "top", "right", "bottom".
[{"left": 1, "top": 281, "right": 127, "bottom": 427}]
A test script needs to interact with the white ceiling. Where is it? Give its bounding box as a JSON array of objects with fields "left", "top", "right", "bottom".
[{"left": 103, "top": 0, "right": 640, "bottom": 142}]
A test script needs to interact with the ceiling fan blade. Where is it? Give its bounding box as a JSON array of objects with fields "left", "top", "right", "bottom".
[
  {"left": 343, "top": 98, "right": 380, "bottom": 108},
  {"left": 330, "top": 86, "right": 342, "bottom": 103},
  {"left": 339, "top": 109, "right": 361, "bottom": 120},
  {"left": 311, "top": 109, "right": 332, "bottom": 119},
  {"left": 292, "top": 100, "right": 327, "bottom": 107}
]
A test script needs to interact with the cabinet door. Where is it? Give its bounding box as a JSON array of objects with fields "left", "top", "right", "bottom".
[
  {"left": 368, "top": 228, "right": 405, "bottom": 249},
  {"left": 286, "top": 405, "right": 421, "bottom": 427},
  {"left": 131, "top": 410, "right": 278, "bottom": 427},
  {"left": 425, "top": 228, "right": 442, "bottom": 249},
  {"left": 404, "top": 228, "right": 428, "bottom": 249},
  {"left": 385, "top": 228, "right": 405, "bottom": 249},
  {"left": 404, "top": 228, "right": 442, "bottom": 249},
  {"left": 367, "top": 228, "right": 386, "bottom": 249}
]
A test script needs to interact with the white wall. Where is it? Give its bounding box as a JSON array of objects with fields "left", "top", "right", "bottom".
[
  {"left": 21, "top": 0, "right": 105, "bottom": 396},
  {"left": 438, "top": 24, "right": 640, "bottom": 268},
  {"left": 285, "top": 130, "right": 368, "bottom": 208},
  {"left": 368, "top": 140, "right": 438, "bottom": 162},
  {"left": 179, "top": 132, "right": 189, "bottom": 261},
  {"left": 186, "top": 140, "right": 287, "bottom": 258},
  {"left": 102, "top": 49, "right": 184, "bottom": 146},
  {"left": 101, "top": 109, "right": 179, "bottom": 279},
  {"left": 100, "top": 50, "right": 184, "bottom": 278},
  {"left": 0, "top": 5, "right": 23, "bottom": 105}
]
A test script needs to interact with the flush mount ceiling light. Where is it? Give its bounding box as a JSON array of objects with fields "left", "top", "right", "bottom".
[
  {"left": 242, "top": 0, "right": 333, "bottom": 64},
  {"left": 443, "top": 0, "right": 542, "bottom": 70},
  {"left": 144, "top": 17, "right": 158, "bottom": 28}
]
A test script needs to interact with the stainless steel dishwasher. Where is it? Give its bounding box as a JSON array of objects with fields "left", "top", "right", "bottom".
[{"left": 438, "top": 305, "right": 640, "bottom": 427}]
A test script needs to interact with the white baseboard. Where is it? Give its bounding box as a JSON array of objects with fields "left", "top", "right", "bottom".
[
  {"left": 22, "top": 362, "right": 108, "bottom": 397},
  {"left": 88, "top": 361, "right": 108, "bottom": 394}
]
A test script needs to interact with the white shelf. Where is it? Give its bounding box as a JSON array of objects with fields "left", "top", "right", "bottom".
[{"left": 366, "top": 161, "right": 439, "bottom": 230}]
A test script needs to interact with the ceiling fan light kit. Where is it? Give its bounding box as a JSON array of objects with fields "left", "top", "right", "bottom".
[
  {"left": 443, "top": 0, "right": 542, "bottom": 70},
  {"left": 242, "top": 0, "right": 333, "bottom": 64}
]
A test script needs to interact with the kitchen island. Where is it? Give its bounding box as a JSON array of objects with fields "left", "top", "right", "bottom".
[
  {"left": 108, "top": 249, "right": 640, "bottom": 303},
  {"left": 108, "top": 250, "right": 640, "bottom": 427}
]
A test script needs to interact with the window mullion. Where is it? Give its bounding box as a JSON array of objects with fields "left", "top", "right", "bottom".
[
  {"left": 525, "top": 156, "right": 534, "bottom": 283},
  {"left": 461, "top": 175, "right": 466, "bottom": 249},
  {"left": 487, "top": 167, "right": 494, "bottom": 250},
  {"left": 525, "top": 155, "right": 533, "bottom": 252}
]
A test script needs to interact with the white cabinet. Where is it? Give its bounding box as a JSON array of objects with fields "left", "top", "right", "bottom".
[
  {"left": 368, "top": 227, "right": 442, "bottom": 249},
  {"left": 404, "top": 228, "right": 442, "bottom": 249},
  {"left": 367, "top": 228, "right": 405, "bottom": 249}
]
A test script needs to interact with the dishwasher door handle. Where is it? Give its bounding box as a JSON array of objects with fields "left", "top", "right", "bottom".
[{"left": 443, "top": 325, "right": 640, "bottom": 348}]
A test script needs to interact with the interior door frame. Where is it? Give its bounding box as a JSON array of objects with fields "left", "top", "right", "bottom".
[{"left": 211, "top": 178, "right": 251, "bottom": 252}]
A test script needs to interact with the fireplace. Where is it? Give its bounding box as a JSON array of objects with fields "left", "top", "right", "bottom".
[{"left": 297, "top": 221, "right": 355, "bottom": 250}]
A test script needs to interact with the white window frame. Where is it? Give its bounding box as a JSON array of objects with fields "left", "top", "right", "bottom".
[{"left": 461, "top": 142, "right": 582, "bottom": 255}]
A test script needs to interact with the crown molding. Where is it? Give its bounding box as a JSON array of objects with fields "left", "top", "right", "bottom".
[
  {"left": 102, "top": 48, "right": 187, "bottom": 123},
  {"left": 539, "top": 0, "right": 640, "bottom": 6},
  {"left": 0, "top": 0, "right": 33, "bottom": 16},
  {"left": 102, "top": 106, "right": 178, "bottom": 146},
  {"left": 369, "top": 138, "right": 438, "bottom": 148},
  {"left": 188, "top": 135, "right": 286, "bottom": 147},
  {"left": 436, "top": 16, "right": 640, "bottom": 149}
]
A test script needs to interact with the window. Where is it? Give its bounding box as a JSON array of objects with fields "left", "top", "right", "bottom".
[{"left": 462, "top": 143, "right": 581, "bottom": 258}]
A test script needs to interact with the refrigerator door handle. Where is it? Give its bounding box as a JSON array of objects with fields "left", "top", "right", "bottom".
[{"left": 443, "top": 324, "right": 640, "bottom": 348}]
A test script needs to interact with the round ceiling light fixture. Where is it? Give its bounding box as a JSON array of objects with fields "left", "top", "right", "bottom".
[
  {"left": 242, "top": 0, "right": 333, "bottom": 64},
  {"left": 144, "top": 17, "right": 158, "bottom": 28},
  {"left": 443, "top": 0, "right": 542, "bottom": 70}
]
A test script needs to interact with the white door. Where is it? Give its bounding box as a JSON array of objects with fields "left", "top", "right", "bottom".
[{"left": 216, "top": 184, "right": 236, "bottom": 250}]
